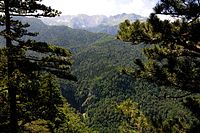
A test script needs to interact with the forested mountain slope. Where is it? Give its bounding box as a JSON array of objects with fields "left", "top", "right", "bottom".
[
  {"left": 24, "top": 17, "right": 108, "bottom": 48},
  {"left": 1, "top": 18, "right": 199, "bottom": 132},
  {"left": 66, "top": 37, "right": 199, "bottom": 132}
]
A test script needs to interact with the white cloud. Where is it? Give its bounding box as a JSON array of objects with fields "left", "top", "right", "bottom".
[{"left": 42, "top": 0, "right": 158, "bottom": 17}]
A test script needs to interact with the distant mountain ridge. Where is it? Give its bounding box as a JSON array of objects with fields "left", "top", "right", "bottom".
[
  {"left": 41, "top": 13, "right": 145, "bottom": 28},
  {"left": 40, "top": 13, "right": 146, "bottom": 35}
]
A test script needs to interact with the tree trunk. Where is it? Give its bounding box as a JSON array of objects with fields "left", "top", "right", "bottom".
[{"left": 4, "top": 0, "right": 17, "bottom": 132}]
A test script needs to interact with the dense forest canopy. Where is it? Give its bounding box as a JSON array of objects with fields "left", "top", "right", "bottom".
[{"left": 0, "top": 0, "right": 200, "bottom": 133}]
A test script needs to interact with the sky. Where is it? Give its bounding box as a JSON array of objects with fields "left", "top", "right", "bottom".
[{"left": 42, "top": 0, "right": 158, "bottom": 17}]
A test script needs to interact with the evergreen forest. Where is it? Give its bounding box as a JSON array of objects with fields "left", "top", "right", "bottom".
[{"left": 0, "top": 0, "right": 200, "bottom": 133}]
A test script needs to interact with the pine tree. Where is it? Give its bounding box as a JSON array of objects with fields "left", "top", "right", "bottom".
[
  {"left": 117, "top": 0, "right": 200, "bottom": 95},
  {"left": 117, "top": 99, "right": 153, "bottom": 133},
  {"left": 0, "top": 0, "right": 76, "bottom": 132}
]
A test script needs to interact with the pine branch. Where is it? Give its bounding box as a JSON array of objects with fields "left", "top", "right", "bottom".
[
  {"left": 179, "top": 49, "right": 200, "bottom": 57},
  {"left": 0, "top": 88, "right": 7, "bottom": 93},
  {"left": 155, "top": 12, "right": 185, "bottom": 16},
  {"left": 166, "top": 92, "right": 195, "bottom": 99},
  {"left": 10, "top": 14, "right": 53, "bottom": 17}
]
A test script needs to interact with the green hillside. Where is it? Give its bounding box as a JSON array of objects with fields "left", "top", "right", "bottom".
[
  {"left": 0, "top": 17, "right": 108, "bottom": 49},
  {"left": 23, "top": 19, "right": 200, "bottom": 132},
  {"left": 1, "top": 18, "right": 199, "bottom": 132},
  {"left": 27, "top": 18, "right": 107, "bottom": 46},
  {"left": 64, "top": 37, "right": 199, "bottom": 132}
]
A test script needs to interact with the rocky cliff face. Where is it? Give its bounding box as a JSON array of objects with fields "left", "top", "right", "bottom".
[
  {"left": 41, "top": 13, "right": 146, "bottom": 28},
  {"left": 40, "top": 13, "right": 146, "bottom": 35}
]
